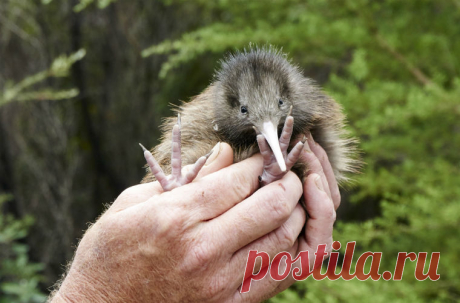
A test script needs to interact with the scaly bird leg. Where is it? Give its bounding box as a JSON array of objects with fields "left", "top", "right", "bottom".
[
  {"left": 257, "top": 114, "right": 304, "bottom": 186},
  {"left": 140, "top": 114, "right": 209, "bottom": 191}
]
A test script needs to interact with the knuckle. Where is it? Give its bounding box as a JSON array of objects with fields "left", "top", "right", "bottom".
[
  {"left": 312, "top": 158, "right": 324, "bottom": 173},
  {"left": 317, "top": 146, "right": 328, "bottom": 162},
  {"left": 228, "top": 170, "right": 253, "bottom": 200},
  {"left": 305, "top": 156, "right": 323, "bottom": 175},
  {"left": 117, "top": 185, "right": 139, "bottom": 201},
  {"left": 267, "top": 187, "right": 291, "bottom": 222},
  {"left": 191, "top": 244, "right": 213, "bottom": 265},
  {"left": 324, "top": 204, "right": 337, "bottom": 222},
  {"left": 311, "top": 141, "right": 328, "bottom": 159},
  {"left": 312, "top": 192, "right": 336, "bottom": 222},
  {"left": 332, "top": 190, "right": 341, "bottom": 207},
  {"left": 183, "top": 241, "right": 216, "bottom": 274},
  {"left": 289, "top": 172, "right": 303, "bottom": 195},
  {"left": 155, "top": 207, "right": 186, "bottom": 237},
  {"left": 273, "top": 224, "right": 297, "bottom": 250}
]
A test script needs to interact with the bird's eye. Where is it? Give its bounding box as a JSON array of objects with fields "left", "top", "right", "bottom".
[
  {"left": 278, "top": 99, "right": 284, "bottom": 106},
  {"left": 240, "top": 106, "right": 248, "bottom": 114}
]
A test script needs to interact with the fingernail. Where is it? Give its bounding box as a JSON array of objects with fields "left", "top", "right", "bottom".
[
  {"left": 314, "top": 174, "right": 324, "bottom": 191},
  {"left": 205, "top": 142, "right": 221, "bottom": 165}
]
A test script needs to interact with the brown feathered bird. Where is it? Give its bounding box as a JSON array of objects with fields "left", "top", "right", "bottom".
[{"left": 140, "top": 47, "right": 359, "bottom": 190}]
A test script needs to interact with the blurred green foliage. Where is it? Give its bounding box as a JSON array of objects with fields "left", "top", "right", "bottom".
[
  {"left": 0, "top": 49, "right": 85, "bottom": 106},
  {"left": 0, "top": 19, "right": 83, "bottom": 303},
  {"left": 145, "top": 0, "right": 460, "bottom": 301},
  {"left": 73, "top": 0, "right": 116, "bottom": 12},
  {"left": 0, "top": 195, "right": 46, "bottom": 303}
]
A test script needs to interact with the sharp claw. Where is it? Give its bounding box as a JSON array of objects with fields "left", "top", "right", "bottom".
[
  {"left": 139, "top": 143, "right": 148, "bottom": 152},
  {"left": 204, "top": 150, "right": 213, "bottom": 159},
  {"left": 288, "top": 105, "right": 293, "bottom": 116},
  {"left": 142, "top": 116, "right": 212, "bottom": 191},
  {"left": 140, "top": 143, "right": 169, "bottom": 188}
]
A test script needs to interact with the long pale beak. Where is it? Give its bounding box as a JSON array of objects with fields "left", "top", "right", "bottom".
[{"left": 261, "top": 121, "right": 286, "bottom": 172}]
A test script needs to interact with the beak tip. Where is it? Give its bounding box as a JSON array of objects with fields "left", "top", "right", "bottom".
[{"left": 260, "top": 121, "right": 288, "bottom": 173}]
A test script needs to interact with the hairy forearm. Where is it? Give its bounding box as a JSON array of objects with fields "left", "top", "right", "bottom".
[
  {"left": 46, "top": 142, "right": 338, "bottom": 303},
  {"left": 48, "top": 268, "right": 114, "bottom": 303}
]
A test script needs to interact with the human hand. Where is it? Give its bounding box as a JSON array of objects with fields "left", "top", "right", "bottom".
[
  {"left": 51, "top": 138, "right": 338, "bottom": 303},
  {"left": 241, "top": 132, "right": 339, "bottom": 299}
]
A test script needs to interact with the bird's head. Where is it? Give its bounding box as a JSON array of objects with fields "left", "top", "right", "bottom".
[{"left": 213, "top": 47, "right": 316, "bottom": 171}]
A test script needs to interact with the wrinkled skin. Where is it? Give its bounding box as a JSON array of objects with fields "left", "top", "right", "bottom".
[{"left": 50, "top": 135, "right": 339, "bottom": 303}]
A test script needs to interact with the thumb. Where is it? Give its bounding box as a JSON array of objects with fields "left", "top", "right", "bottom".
[{"left": 182, "top": 142, "right": 234, "bottom": 180}]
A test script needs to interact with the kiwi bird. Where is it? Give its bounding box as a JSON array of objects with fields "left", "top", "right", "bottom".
[{"left": 140, "top": 47, "right": 359, "bottom": 190}]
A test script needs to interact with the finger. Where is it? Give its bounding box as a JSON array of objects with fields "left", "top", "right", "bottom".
[
  {"left": 229, "top": 203, "right": 305, "bottom": 284},
  {"left": 300, "top": 138, "right": 332, "bottom": 202},
  {"left": 234, "top": 242, "right": 299, "bottom": 302},
  {"left": 207, "top": 171, "right": 303, "bottom": 254},
  {"left": 271, "top": 174, "right": 335, "bottom": 291},
  {"left": 150, "top": 153, "right": 264, "bottom": 220},
  {"left": 275, "top": 242, "right": 312, "bottom": 292},
  {"left": 306, "top": 132, "right": 341, "bottom": 209},
  {"left": 298, "top": 173, "right": 335, "bottom": 262}
]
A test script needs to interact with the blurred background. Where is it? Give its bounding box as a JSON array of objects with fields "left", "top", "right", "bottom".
[{"left": 0, "top": 0, "right": 459, "bottom": 302}]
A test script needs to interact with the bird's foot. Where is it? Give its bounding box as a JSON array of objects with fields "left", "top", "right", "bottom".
[
  {"left": 140, "top": 114, "right": 209, "bottom": 192},
  {"left": 257, "top": 115, "right": 304, "bottom": 186}
]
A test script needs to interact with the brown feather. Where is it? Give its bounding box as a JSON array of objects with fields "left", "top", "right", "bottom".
[{"left": 142, "top": 47, "right": 361, "bottom": 185}]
